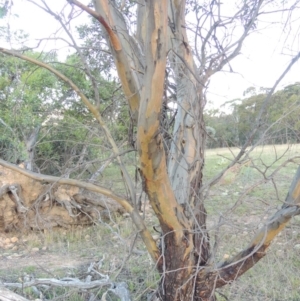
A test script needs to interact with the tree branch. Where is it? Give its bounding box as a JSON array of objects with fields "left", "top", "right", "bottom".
[
  {"left": 28, "top": 0, "right": 137, "bottom": 209},
  {"left": 68, "top": 0, "right": 141, "bottom": 120},
  {"left": 136, "top": 0, "right": 190, "bottom": 237},
  {"left": 195, "top": 166, "right": 300, "bottom": 296},
  {"left": 201, "top": 51, "right": 300, "bottom": 193},
  {"left": 68, "top": 0, "right": 121, "bottom": 51}
]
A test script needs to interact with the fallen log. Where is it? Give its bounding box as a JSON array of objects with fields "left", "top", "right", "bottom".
[
  {"left": 0, "top": 163, "right": 125, "bottom": 232},
  {"left": 2, "top": 260, "right": 132, "bottom": 301}
]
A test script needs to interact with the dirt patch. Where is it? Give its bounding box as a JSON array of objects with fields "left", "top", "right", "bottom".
[
  {"left": 0, "top": 252, "right": 90, "bottom": 273},
  {"left": 0, "top": 232, "right": 93, "bottom": 279}
]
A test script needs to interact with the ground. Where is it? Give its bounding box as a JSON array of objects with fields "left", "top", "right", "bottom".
[{"left": 1, "top": 144, "right": 300, "bottom": 300}]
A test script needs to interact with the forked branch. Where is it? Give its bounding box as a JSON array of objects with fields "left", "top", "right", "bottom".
[{"left": 67, "top": 0, "right": 121, "bottom": 51}]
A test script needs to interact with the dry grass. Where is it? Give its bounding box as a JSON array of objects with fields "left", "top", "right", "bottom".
[
  {"left": 1, "top": 144, "right": 300, "bottom": 300},
  {"left": 205, "top": 144, "right": 300, "bottom": 300}
]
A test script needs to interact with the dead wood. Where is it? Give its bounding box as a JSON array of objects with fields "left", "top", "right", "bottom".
[
  {"left": 0, "top": 286, "right": 30, "bottom": 301},
  {"left": 3, "top": 260, "right": 131, "bottom": 301},
  {"left": 0, "top": 164, "right": 125, "bottom": 232}
]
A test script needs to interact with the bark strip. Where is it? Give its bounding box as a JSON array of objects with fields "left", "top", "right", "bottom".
[{"left": 136, "top": 1, "right": 198, "bottom": 300}]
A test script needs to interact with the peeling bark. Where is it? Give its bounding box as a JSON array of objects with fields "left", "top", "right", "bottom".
[{"left": 71, "top": 0, "right": 142, "bottom": 121}]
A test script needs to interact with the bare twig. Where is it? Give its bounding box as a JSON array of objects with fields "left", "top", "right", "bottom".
[{"left": 201, "top": 51, "right": 300, "bottom": 193}]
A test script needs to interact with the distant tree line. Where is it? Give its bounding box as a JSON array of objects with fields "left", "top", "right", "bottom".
[{"left": 205, "top": 83, "right": 300, "bottom": 148}]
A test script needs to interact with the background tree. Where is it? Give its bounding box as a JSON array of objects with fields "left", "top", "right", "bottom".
[
  {"left": 205, "top": 83, "right": 300, "bottom": 148},
  {"left": 0, "top": 51, "right": 60, "bottom": 169}
]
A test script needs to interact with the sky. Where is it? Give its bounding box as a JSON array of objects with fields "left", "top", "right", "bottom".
[
  {"left": 1, "top": 0, "right": 300, "bottom": 109},
  {"left": 207, "top": 1, "right": 300, "bottom": 108}
]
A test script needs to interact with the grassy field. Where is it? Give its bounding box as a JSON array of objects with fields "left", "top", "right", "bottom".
[
  {"left": 1, "top": 144, "right": 300, "bottom": 300},
  {"left": 205, "top": 144, "right": 300, "bottom": 300}
]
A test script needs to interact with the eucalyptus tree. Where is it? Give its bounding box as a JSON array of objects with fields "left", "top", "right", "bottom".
[{"left": 1, "top": 1, "right": 300, "bottom": 301}]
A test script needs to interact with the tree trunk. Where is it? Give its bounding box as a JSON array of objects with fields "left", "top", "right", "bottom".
[
  {"left": 24, "top": 125, "right": 40, "bottom": 171},
  {"left": 162, "top": 2, "right": 212, "bottom": 299},
  {"left": 91, "top": 1, "right": 214, "bottom": 299}
]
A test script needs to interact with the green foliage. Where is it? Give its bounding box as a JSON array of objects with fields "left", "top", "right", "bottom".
[
  {"left": 36, "top": 116, "right": 100, "bottom": 176},
  {"left": 0, "top": 52, "right": 58, "bottom": 162},
  {"left": 0, "top": 10, "right": 131, "bottom": 175},
  {"left": 76, "top": 16, "right": 118, "bottom": 77},
  {"left": 0, "top": 46, "right": 130, "bottom": 177},
  {"left": 205, "top": 83, "right": 300, "bottom": 148},
  {"left": 0, "top": 0, "right": 8, "bottom": 18}
]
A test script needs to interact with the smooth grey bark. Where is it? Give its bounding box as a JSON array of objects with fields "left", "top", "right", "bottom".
[
  {"left": 24, "top": 125, "right": 41, "bottom": 171},
  {"left": 0, "top": 287, "right": 30, "bottom": 301}
]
